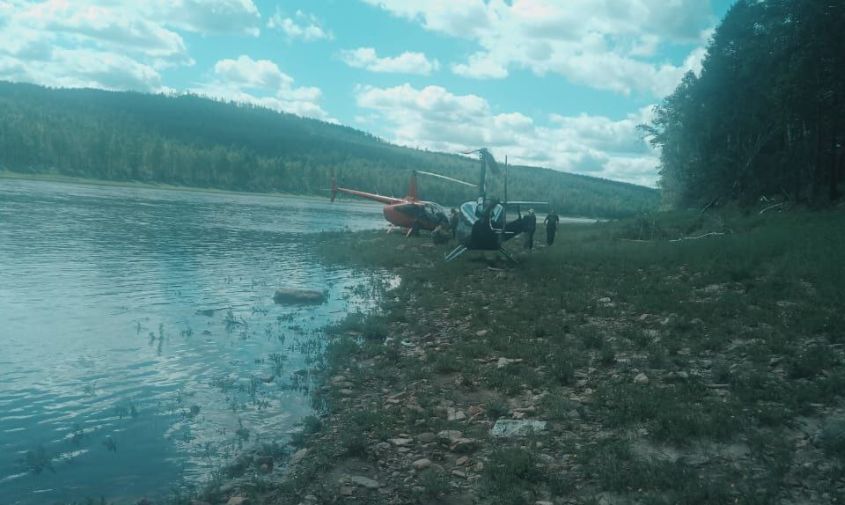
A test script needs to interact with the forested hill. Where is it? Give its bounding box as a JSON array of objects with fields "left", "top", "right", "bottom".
[
  {"left": 644, "top": 0, "right": 844, "bottom": 208},
  {"left": 0, "top": 82, "right": 657, "bottom": 218}
]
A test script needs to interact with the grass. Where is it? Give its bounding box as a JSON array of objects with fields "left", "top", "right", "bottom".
[
  {"left": 270, "top": 208, "right": 845, "bottom": 505},
  {"left": 482, "top": 448, "right": 546, "bottom": 505}
]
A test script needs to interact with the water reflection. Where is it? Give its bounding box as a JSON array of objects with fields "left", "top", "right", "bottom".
[{"left": 0, "top": 180, "right": 389, "bottom": 504}]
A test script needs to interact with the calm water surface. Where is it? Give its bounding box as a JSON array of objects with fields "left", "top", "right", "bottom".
[{"left": 0, "top": 180, "right": 389, "bottom": 504}]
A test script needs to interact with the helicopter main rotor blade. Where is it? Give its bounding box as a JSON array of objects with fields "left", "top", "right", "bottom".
[{"left": 415, "top": 170, "right": 478, "bottom": 188}]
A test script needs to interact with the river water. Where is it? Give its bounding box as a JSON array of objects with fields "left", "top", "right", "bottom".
[{"left": 0, "top": 180, "right": 389, "bottom": 504}]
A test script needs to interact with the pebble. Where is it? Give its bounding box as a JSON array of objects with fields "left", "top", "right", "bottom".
[
  {"left": 389, "top": 438, "right": 413, "bottom": 447},
  {"left": 417, "top": 432, "right": 436, "bottom": 443},
  {"left": 497, "top": 357, "right": 523, "bottom": 368},
  {"left": 447, "top": 408, "right": 466, "bottom": 421},
  {"left": 634, "top": 372, "right": 649, "bottom": 385},
  {"left": 291, "top": 448, "right": 308, "bottom": 465},
  {"left": 226, "top": 497, "right": 249, "bottom": 505},
  {"left": 450, "top": 438, "right": 479, "bottom": 453},
  {"left": 412, "top": 458, "right": 432, "bottom": 470},
  {"left": 350, "top": 476, "right": 381, "bottom": 489},
  {"left": 437, "top": 430, "right": 463, "bottom": 443}
]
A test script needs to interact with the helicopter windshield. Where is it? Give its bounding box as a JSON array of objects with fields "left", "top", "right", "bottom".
[{"left": 460, "top": 201, "right": 478, "bottom": 224}]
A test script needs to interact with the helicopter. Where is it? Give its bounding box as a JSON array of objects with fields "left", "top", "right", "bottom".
[
  {"left": 444, "top": 148, "right": 547, "bottom": 263},
  {"left": 330, "top": 171, "right": 449, "bottom": 236}
]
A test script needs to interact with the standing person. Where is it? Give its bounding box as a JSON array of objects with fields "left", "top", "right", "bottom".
[
  {"left": 449, "top": 208, "right": 460, "bottom": 239},
  {"left": 524, "top": 209, "right": 537, "bottom": 250},
  {"left": 545, "top": 209, "right": 560, "bottom": 246},
  {"left": 432, "top": 220, "right": 450, "bottom": 244}
]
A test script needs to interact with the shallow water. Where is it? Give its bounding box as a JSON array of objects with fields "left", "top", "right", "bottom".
[{"left": 0, "top": 180, "right": 389, "bottom": 504}]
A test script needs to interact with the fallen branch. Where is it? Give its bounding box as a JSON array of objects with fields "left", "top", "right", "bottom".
[
  {"left": 759, "top": 202, "right": 786, "bottom": 215},
  {"left": 669, "top": 232, "right": 726, "bottom": 242}
]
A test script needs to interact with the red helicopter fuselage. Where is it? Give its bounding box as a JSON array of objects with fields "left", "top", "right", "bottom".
[{"left": 330, "top": 173, "right": 448, "bottom": 231}]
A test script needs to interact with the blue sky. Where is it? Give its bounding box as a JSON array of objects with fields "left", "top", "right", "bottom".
[{"left": 0, "top": 0, "right": 735, "bottom": 186}]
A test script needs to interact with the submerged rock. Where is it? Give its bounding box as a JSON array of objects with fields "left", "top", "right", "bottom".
[{"left": 272, "top": 288, "right": 326, "bottom": 305}]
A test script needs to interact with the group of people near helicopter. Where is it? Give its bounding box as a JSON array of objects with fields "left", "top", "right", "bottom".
[
  {"left": 514, "top": 207, "right": 561, "bottom": 250},
  {"left": 430, "top": 205, "right": 561, "bottom": 249}
]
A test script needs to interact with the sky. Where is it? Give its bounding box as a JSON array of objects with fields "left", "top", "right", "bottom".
[{"left": 0, "top": 0, "right": 736, "bottom": 187}]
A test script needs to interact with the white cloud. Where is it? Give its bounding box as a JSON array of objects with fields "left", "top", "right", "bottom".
[
  {"left": 355, "top": 83, "right": 659, "bottom": 186},
  {"left": 451, "top": 52, "right": 507, "bottom": 79},
  {"left": 150, "top": 0, "right": 261, "bottom": 37},
  {"left": 0, "top": 0, "right": 263, "bottom": 92},
  {"left": 9, "top": 1, "right": 190, "bottom": 63},
  {"left": 363, "top": 0, "right": 715, "bottom": 97},
  {"left": 0, "top": 47, "right": 164, "bottom": 91},
  {"left": 267, "top": 9, "right": 332, "bottom": 41},
  {"left": 193, "top": 55, "right": 332, "bottom": 121},
  {"left": 340, "top": 47, "right": 439, "bottom": 75}
]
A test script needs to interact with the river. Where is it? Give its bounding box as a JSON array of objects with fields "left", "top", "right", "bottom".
[{"left": 0, "top": 179, "right": 390, "bottom": 504}]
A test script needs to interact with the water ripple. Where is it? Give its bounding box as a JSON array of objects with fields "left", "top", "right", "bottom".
[{"left": 0, "top": 179, "right": 389, "bottom": 504}]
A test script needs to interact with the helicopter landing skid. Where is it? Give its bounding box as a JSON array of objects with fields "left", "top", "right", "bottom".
[
  {"left": 497, "top": 247, "right": 518, "bottom": 264},
  {"left": 444, "top": 245, "right": 468, "bottom": 262},
  {"left": 445, "top": 245, "right": 518, "bottom": 264}
]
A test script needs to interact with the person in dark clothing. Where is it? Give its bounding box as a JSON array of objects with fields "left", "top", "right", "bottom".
[
  {"left": 544, "top": 209, "right": 560, "bottom": 245},
  {"left": 524, "top": 209, "right": 537, "bottom": 250},
  {"left": 449, "top": 208, "right": 460, "bottom": 239}
]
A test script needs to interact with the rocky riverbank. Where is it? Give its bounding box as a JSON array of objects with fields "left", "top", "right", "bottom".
[{"left": 196, "top": 210, "right": 845, "bottom": 505}]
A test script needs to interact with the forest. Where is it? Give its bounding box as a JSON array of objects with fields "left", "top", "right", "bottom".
[
  {"left": 0, "top": 82, "right": 657, "bottom": 219},
  {"left": 644, "top": 0, "right": 844, "bottom": 208}
]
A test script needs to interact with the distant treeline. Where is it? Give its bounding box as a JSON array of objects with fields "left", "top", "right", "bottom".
[
  {"left": 0, "top": 82, "right": 657, "bottom": 218},
  {"left": 644, "top": 0, "right": 844, "bottom": 208}
]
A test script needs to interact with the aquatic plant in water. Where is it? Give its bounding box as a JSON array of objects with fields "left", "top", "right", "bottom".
[{"left": 23, "top": 445, "right": 55, "bottom": 474}]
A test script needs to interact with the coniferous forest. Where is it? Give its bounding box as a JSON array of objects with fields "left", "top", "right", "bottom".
[
  {"left": 644, "top": 0, "right": 844, "bottom": 208},
  {"left": 0, "top": 82, "right": 657, "bottom": 219}
]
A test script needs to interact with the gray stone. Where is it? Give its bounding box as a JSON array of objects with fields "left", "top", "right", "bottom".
[
  {"left": 497, "top": 357, "right": 523, "bottom": 368},
  {"left": 437, "top": 430, "right": 463, "bottom": 443},
  {"left": 450, "top": 438, "right": 479, "bottom": 453},
  {"left": 412, "top": 458, "right": 431, "bottom": 470},
  {"left": 350, "top": 476, "right": 381, "bottom": 489},
  {"left": 490, "top": 419, "right": 547, "bottom": 438},
  {"left": 291, "top": 448, "right": 308, "bottom": 465},
  {"left": 447, "top": 408, "right": 466, "bottom": 421}
]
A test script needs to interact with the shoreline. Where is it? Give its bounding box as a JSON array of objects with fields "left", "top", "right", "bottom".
[
  {"left": 193, "top": 209, "right": 845, "bottom": 505},
  {"left": 0, "top": 171, "right": 604, "bottom": 223}
]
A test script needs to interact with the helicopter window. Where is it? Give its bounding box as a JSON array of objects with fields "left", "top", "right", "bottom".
[
  {"left": 490, "top": 204, "right": 505, "bottom": 229},
  {"left": 460, "top": 202, "right": 478, "bottom": 224}
]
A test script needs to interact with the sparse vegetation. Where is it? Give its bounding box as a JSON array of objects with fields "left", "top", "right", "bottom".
[{"left": 266, "top": 208, "right": 845, "bottom": 505}]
